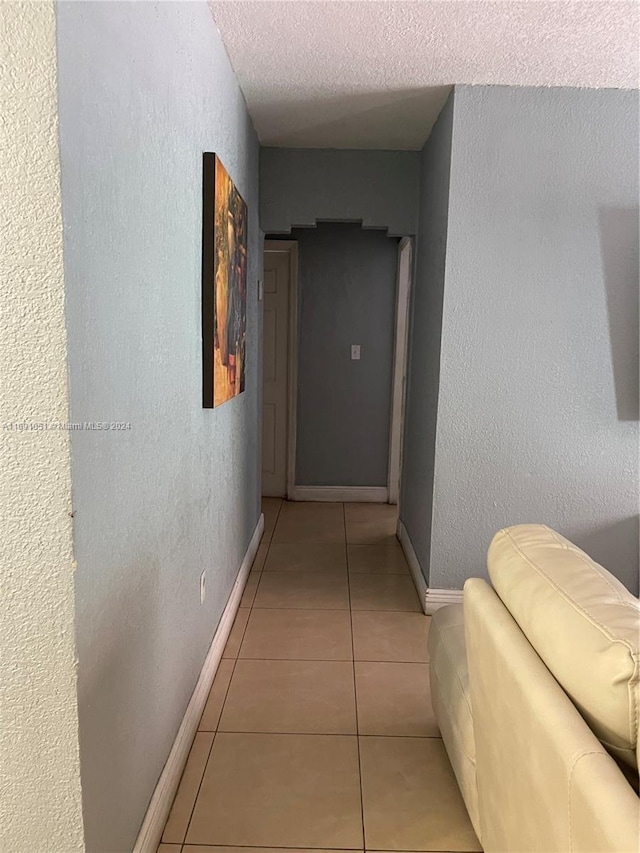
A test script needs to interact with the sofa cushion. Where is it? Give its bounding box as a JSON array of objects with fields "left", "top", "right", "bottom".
[
  {"left": 428, "top": 603, "right": 480, "bottom": 839},
  {"left": 488, "top": 524, "right": 640, "bottom": 771}
]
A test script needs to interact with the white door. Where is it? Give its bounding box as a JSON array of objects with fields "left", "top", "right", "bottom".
[{"left": 262, "top": 247, "right": 291, "bottom": 496}]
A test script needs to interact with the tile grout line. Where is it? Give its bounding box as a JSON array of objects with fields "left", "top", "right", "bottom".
[
  {"left": 177, "top": 847, "right": 353, "bottom": 851},
  {"left": 344, "top": 503, "right": 367, "bottom": 852},
  {"left": 176, "top": 726, "right": 217, "bottom": 846},
  {"left": 179, "top": 499, "right": 285, "bottom": 845},
  {"left": 177, "top": 846, "right": 470, "bottom": 852},
  {"left": 177, "top": 847, "right": 473, "bottom": 852},
  {"left": 262, "top": 497, "right": 285, "bottom": 560},
  {"left": 246, "top": 498, "right": 283, "bottom": 606},
  {"left": 220, "top": 657, "right": 425, "bottom": 664},
  {"left": 235, "top": 498, "right": 282, "bottom": 655},
  {"left": 250, "top": 607, "right": 421, "bottom": 613},
  {"left": 244, "top": 497, "right": 285, "bottom": 606},
  {"left": 224, "top": 498, "right": 284, "bottom": 692},
  {"left": 178, "top": 847, "right": 474, "bottom": 852},
  {"left": 180, "top": 600, "right": 247, "bottom": 841},
  {"left": 205, "top": 730, "right": 443, "bottom": 739}
]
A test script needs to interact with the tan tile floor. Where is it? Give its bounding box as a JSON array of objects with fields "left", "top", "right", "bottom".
[{"left": 160, "top": 500, "right": 482, "bottom": 853}]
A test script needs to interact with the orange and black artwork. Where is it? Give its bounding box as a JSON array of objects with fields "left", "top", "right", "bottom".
[{"left": 202, "top": 153, "right": 248, "bottom": 408}]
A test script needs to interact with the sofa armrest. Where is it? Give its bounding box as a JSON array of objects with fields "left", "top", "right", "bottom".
[{"left": 464, "top": 578, "right": 639, "bottom": 853}]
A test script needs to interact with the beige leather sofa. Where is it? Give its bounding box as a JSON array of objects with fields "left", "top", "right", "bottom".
[{"left": 429, "top": 524, "right": 640, "bottom": 853}]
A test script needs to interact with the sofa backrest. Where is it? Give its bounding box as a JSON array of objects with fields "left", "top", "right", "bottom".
[
  {"left": 464, "top": 577, "right": 639, "bottom": 853},
  {"left": 487, "top": 524, "right": 640, "bottom": 772}
]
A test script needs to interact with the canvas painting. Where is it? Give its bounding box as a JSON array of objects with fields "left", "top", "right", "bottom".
[{"left": 202, "top": 153, "right": 248, "bottom": 408}]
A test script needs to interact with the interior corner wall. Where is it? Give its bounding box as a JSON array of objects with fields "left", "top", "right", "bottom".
[
  {"left": 260, "top": 148, "right": 420, "bottom": 236},
  {"left": 55, "top": 3, "right": 261, "bottom": 851},
  {"left": 430, "top": 85, "right": 639, "bottom": 593},
  {"left": 399, "top": 92, "right": 455, "bottom": 584},
  {"left": 0, "top": 2, "right": 84, "bottom": 850},
  {"left": 293, "top": 223, "right": 399, "bottom": 487}
]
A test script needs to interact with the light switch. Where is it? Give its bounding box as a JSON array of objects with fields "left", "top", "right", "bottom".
[{"left": 351, "top": 344, "right": 361, "bottom": 360}]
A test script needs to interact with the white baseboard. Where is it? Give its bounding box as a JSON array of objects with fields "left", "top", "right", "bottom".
[
  {"left": 396, "top": 519, "right": 428, "bottom": 614},
  {"left": 396, "top": 519, "right": 463, "bottom": 615},
  {"left": 424, "top": 587, "right": 464, "bottom": 613},
  {"left": 133, "top": 513, "right": 265, "bottom": 853},
  {"left": 292, "top": 486, "right": 389, "bottom": 502}
]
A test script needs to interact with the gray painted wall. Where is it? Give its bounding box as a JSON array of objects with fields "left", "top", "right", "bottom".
[
  {"left": 56, "top": 3, "right": 261, "bottom": 850},
  {"left": 260, "top": 148, "right": 420, "bottom": 236},
  {"left": 400, "top": 93, "right": 454, "bottom": 585},
  {"left": 429, "top": 85, "right": 639, "bottom": 592},
  {"left": 293, "top": 223, "right": 398, "bottom": 487}
]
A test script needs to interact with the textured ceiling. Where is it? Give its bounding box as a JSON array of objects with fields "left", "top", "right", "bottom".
[{"left": 209, "top": 0, "right": 639, "bottom": 149}]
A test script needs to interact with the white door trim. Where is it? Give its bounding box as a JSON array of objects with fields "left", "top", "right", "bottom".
[
  {"left": 264, "top": 240, "right": 298, "bottom": 501},
  {"left": 265, "top": 238, "right": 408, "bottom": 506},
  {"left": 388, "top": 237, "right": 413, "bottom": 505}
]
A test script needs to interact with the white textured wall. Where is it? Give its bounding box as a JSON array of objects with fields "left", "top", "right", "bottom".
[
  {"left": 0, "top": 3, "right": 84, "bottom": 850},
  {"left": 56, "top": 2, "right": 261, "bottom": 850},
  {"left": 430, "top": 85, "right": 639, "bottom": 593}
]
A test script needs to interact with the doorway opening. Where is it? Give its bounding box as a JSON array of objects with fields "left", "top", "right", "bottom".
[{"left": 260, "top": 227, "right": 412, "bottom": 503}]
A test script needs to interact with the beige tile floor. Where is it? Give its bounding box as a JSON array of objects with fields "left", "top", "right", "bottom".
[{"left": 160, "top": 500, "right": 482, "bottom": 853}]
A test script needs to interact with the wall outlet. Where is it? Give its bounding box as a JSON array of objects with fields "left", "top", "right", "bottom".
[
  {"left": 351, "top": 344, "right": 361, "bottom": 360},
  {"left": 200, "top": 570, "right": 206, "bottom": 604}
]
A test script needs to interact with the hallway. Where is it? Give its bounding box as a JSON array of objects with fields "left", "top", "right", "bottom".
[{"left": 159, "top": 500, "right": 481, "bottom": 853}]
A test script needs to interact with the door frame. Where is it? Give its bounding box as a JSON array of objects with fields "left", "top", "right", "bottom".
[
  {"left": 263, "top": 236, "right": 411, "bottom": 505},
  {"left": 387, "top": 236, "right": 413, "bottom": 505},
  {"left": 263, "top": 239, "right": 298, "bottom": 500}
]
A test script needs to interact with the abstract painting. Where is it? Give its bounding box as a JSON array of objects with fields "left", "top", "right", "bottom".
[{"left": 202, "top": 153, "right": 248, "bottom": 408}]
